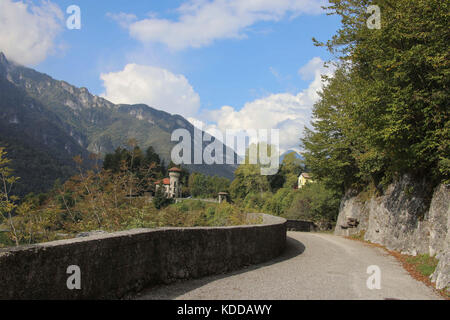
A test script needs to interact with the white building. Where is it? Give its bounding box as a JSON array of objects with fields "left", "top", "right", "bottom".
[{"left": 298, "top": 172, "right": 314, "bottom": 189}]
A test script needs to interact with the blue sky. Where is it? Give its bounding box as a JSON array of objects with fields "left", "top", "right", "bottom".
[{"left": 0, "top": 0, "right": 341, "bottom": 152}]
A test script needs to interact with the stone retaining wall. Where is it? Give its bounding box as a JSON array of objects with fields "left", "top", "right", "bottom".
[
  {"left": 0, "top": 214, "right": 286, "bottom": 300},
  {"left": 286, "top": 220, "right": 317, "bottom": 232}
]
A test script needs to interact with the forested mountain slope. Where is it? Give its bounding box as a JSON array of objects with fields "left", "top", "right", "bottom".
[{"left": 0, "top": 53, "right": 236, "bottom": 195}]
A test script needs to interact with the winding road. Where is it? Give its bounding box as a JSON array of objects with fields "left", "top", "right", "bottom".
[{"left": 137, "top": 232, "right": 442, "bottom": 300}]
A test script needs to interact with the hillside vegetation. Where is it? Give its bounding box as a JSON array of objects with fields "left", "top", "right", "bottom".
[{"left": 0, "top": 147, "right": 244, "bottom": 247}]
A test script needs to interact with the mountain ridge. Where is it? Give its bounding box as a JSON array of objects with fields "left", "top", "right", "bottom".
[{"left": 0, "top": 53, "right": 237, "bottom": 195}]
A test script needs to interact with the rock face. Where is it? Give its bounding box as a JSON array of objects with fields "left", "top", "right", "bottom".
[{"left": 335, "top": 176, "right": 449, "bottom": 291}]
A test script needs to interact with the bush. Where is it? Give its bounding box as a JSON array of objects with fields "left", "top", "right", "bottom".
[
  {"left": 285, "top": 182, "right": 340, "bottom": 223},
  {"left": 242, "top": 192, "right": 267, "bottom": 211},
  {"left": 162, "top": 201, "right": 249, "bottom": 227}
]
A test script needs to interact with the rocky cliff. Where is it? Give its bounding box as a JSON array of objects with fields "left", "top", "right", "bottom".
[{"left": 334, "top": 175, "right": 449, "bottom": 291}]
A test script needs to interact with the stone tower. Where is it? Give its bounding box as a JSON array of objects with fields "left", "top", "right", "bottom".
[{"left": 168, "top": 167, "right": 182, "bottom": 198}]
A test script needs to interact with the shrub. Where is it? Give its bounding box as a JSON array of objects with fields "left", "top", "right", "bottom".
[{"left": 285, "top": 182, "right": 340, "bottom": 223}]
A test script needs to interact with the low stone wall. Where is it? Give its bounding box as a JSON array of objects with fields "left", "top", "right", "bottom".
[
  {"left": 0, "top": 214, "right": 286, "bottom": 300},
  {"left": 286, "top": 220, "right": 317, "bottom": 232}
]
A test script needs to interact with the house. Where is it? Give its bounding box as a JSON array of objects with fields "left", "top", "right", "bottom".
[
  {"left": 298, "top": 172, "right": 314, "bottom": 189},
  {"left": 154, "top": 167, "right": 183, "bottom": 198}
]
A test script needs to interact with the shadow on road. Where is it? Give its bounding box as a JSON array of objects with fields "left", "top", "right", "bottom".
[{"left": 135, "top": 235, "right": 305, "bottom": 300}]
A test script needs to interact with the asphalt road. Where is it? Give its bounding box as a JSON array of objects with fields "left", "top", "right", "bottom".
[{"left": 137, "top": 232, "right": 442, "bottom": 300}]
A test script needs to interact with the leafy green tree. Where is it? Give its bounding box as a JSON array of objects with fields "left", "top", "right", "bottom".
[
  {"left": 241, "top": 192, "right": 269, "bottom": 211},
  {"left": 153, "top": 183, "right": 172, "bottom": 209},
  {"left": 280, "top": 153, "right": 304, "bottom": 189},
  {"left": 230, "top": 164, "right": 271, "bottom": 200},
  {"left": 302, "top": 68, "right": 360, "bottom": 194},
  {"left": 188, "top": 173, "right": 207, "bottom": 198},
  {"left": 263, "top": 188, "right": 296, "bottom": 216},
  {"left": 188, "top": 172, "right": 230, "bottom": 198},
  {"left": 303, "top": 0, "right": 450, "bottom": 195},
  {"left": 285, "top": 182, "right": 341, "bottom": 224},
  {"left": 230, "top": 143, "right": 275, "bottom": 199}
]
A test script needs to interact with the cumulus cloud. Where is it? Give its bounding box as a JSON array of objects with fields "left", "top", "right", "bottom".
[
  {"left": 298, "top": 56, "right": 327, "bottom": 80},
  {"left": 0, "top": 0, "right": 64, "bottom": 65},
  {"left": 106, "top": 12, "right": 137, "bottom": 28},
  {"left": 196, "top": 57, "right": 334, "bottom": 153},
  {"left": 100, "top": 64, "right": 201, "bottom": 117},
  {"left": 114, "top": 0, "right": 325, "bottom": 50},
  {"left": 187, "top": 117, "right": 219, "bottom": 136}
]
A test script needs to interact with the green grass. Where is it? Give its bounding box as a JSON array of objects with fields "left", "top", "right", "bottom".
[{"left": 404, "top": 254, "right": 439, "bottom": 277}]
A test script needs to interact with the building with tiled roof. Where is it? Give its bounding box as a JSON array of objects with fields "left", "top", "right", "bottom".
[
  {"left": 154, "top": 178, "right": 170, "bottom": 186},
  {"left": 155, "top": 167, "right": 182, "bottom": 198}
]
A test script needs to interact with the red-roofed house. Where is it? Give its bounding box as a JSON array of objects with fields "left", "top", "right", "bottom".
[{"left": 154, "top": 167, "right": 182, "bottom": 198}]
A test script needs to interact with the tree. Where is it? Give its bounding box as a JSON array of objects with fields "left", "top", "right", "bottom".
[
  {"left": 263, "top": 188, "right": 296, "bottom": 216},
  {"left": 303, "top": 0, "right": 450, "bottom": 195},
  {"left": 188, "top": 172, "right": 230, "bottom": 199},
  {"left": 145, "top": 146, "right": 161, "bottom": 167},
  {"left": 301, "top": 67, "right": 360, "bottom": 194},
  {"left": 230, "top": 164, "right": 271, "bottom": 200},
  {"left": 229, "top": 143, "right": 276, "bottom": 200},
  {"left": 279, "top": 153, "right": 304, "bottom": 189},
  {"left": 188, "top": 173, "right": 207, "bottom": 198},
  {"left": 103, "top": 144, "right": 160, "bottom": 194},
  {"left": 0, "top": 147, "right": 20, "bottom": 246},
  {"left": 285, "top": 182, "right": 341, "bottom": 224},
  {"left": 103, "top": 147, "right": 130, "bottom": 173},
  {"left": 153, "top": 183, "right": 172, "bottom": 209}
]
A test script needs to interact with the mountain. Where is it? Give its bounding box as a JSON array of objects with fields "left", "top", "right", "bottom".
[
  {"left": 0, "top": 53, "right": 237, "bottom": 196},
  {"left": 280, "top": 150, "right": 304, "bottom": 163}
]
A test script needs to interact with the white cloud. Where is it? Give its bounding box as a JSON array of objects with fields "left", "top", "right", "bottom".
[
  {"left": 99, "top": 57, "right": 333, "bottom": 154},
  {"left": 197, "top": 57, "right": 334, "bottom": 153},
  {"left": 298, "top": 56, "right": 326, "bottom": 80},
  {"left": 106, "top": 12, "right": 137, "bottom": 28},
  {"left": 115, "top": 0, "right": 325, "bottom": 50},
  {"left": 0, "top": 0, "right": 64, "bottom": 65},
  {"left": 187, "top": 117, "right": 219, "bottom": 136},
  {"left": 100, "top": 64, "right": 201, "bottom": 117}
]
